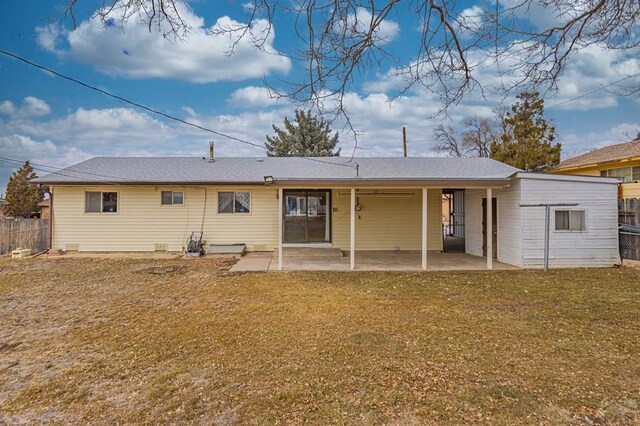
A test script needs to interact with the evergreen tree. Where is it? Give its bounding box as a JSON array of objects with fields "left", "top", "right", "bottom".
[
  {"left": 491, "top": 92, "right": 561, "bottom": 171},
  {"left": 3, "top": 161, "right": 45, "bottom": 218},
  {"left": 266, "top": 110, "right": 341, "bottom": 157}
]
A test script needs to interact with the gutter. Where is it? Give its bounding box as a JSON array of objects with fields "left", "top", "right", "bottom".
[{"left": 36, "top": 178, "right": 513, "bottom": 188}]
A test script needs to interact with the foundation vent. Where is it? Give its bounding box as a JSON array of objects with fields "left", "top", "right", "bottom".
[
  {"left": 66, "top": 243, "right": 79, "bottom": 252},
  {"left": 154, "top": 243, "right": 168, "bottom": 252}
]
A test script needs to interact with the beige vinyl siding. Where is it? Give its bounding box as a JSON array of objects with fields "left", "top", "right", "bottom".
[
  {"left": 52, "top": 185, "right": 279, "bottom": 252},
  {"left": 331, "top": 188, "right": 443, "bottom": 251}
]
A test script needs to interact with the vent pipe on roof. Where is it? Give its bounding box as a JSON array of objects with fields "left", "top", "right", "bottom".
[{"left": 208, "top": 141, "right": 215, "bottom": 162}]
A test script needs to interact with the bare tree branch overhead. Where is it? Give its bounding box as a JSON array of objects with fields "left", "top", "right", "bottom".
[{"left": 62, "top": 0, "right": 640, "bottom": 116}]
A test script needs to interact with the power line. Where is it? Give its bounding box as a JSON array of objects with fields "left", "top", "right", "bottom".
[
  {"left": 0, "top": 48, "right": 358, "bottom": 170},
  {"left": 0, "top": 157, "right": 137, "bottom": 187},
  {"left": 0, "top": 49, "right": 263, "bottom": 150},
  {"left": 546, "top": 73, "right": 639, "bottom": 110},
  {"left": 0, "top": 156, "right": 137, "bottom": 182}
]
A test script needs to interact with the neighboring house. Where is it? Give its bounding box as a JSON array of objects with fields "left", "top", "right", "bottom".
[
  {"left": 33, "top": 156, "right": 620, "bottom": 270},
  {"left": 552, "top": 139, "right": 640, "bottom": 199},
  {"left": 38, "top": 199, "right": 50, "bottom": 219}
]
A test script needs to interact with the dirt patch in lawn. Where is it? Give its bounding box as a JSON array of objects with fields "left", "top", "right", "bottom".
[{"left": 0, "top": 259, "right": 639, "bottom": 424}]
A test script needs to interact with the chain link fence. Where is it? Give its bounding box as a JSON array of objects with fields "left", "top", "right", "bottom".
[{"left": 620, "top": 231, "right": 640, "bottom": 261}]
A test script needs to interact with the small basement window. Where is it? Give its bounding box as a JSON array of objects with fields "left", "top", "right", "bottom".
[
  {"left": 218, "top": 191, "right": 250, "bottom": 214},
  {"left": 161, "top": 191, "right": 184, "bottom": 205},
  {"left": 555, "top": 210, "right": 585, "bottom": 231},
  {"left": 85, "top": 191, "right": 118, "bottom": 213}
]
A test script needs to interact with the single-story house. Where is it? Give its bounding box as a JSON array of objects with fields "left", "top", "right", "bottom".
[
  {"left": 33, "top": 156, "right": 621, "bottom": 270},
  {"left": 552, "top": 138, "right": 640, "bottom": 199}
]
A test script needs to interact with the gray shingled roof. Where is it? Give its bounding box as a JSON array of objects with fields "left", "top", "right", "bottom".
[{"left": 33, "top": 156, "right": 520, "bottom": 184}]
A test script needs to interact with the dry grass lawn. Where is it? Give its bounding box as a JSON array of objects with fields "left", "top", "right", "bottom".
[{"left": 1, "top": 257, "right": 639, "bottom": 425}]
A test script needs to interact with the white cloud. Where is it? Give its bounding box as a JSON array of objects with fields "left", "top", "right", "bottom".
[
  {"left": 560, "top": 122, "right": 640, "bottom": 159},
  {"left": 0, "top": 97, "right": 51, "bottom": 119},
  {"left": 227, "top": 86, "right": 283, "bottom": 108},
  {"left": 338, "top": 7, "right": 400, "bottom": 45},
  {"left": 456, "top": 6, "right": 484, "bottom": 39},
  {"left": 37, "top": 3, "right": 291, "bottom": 83},
  {"left": 0, "top": 101, "right": 15, "bottom": 116},
  {"left": 0, "top": 135, "right": 92, "bottom": 185},
  {"left": 0, "top": 88, "right": 637, "bottom": 188},
  {"left": 35, "top": 24, "right": 64, "bottom": 54}
]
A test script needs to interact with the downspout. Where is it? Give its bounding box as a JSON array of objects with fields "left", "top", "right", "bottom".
[{"left": 48, "top": 187, "right": 53, "bottom": 251}]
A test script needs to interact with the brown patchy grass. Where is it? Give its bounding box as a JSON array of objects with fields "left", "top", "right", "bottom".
[{"left": 0, "top": 257, "right": 639, "bottom": 425}]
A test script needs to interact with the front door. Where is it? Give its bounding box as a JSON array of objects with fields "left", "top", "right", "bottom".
[
  {"left": 482, "top": 197, "right": 498, "bottom": 259},
  {"left": 283, "top": 190, "right": 331, "bottom": 243}
]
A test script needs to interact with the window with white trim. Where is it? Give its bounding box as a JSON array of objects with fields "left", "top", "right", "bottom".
[
  {"left": 555, "top": 210, "right": 586, "bottom": 231},
  {"left": 85, "top": 191, "right": 118, "bottom": 213},
  {"left": 218, "top": 191, "right": 250, "bottom": 213},
  {"left": 161, "top": 191, "right": 184, "bottom": 205},
  {"left": 600, "top": 166, "right": 640, "bottom": 182}
]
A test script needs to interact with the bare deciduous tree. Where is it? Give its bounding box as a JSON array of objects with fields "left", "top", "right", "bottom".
[
  {"left": 61, "top": 0, "right": 640, "bottom": 117},
  {"left": 433, "top": 116, "right": 496, "bottom": 158}
]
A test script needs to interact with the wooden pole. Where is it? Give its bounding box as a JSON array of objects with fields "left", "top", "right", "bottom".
[{"left": 402, "top": 127, "right": 407, "bottom": 157}]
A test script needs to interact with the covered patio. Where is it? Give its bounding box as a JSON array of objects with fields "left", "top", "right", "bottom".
[
  {"left": 274, "top": 185, "right": 501, "bottom": 271},
  {"left": 231, "top": 249, "right": 517, "bottom": 272}
]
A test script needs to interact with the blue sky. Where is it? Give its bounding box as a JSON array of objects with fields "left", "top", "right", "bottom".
[{"left": 0, "top": 0, "right": 639, "bottom": 189}]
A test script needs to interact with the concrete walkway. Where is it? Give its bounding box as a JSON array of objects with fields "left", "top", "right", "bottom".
[
  {"left": 231, "top": 250, "right": 516, "bottom": 272},
  {"left": 229, "top": 252, "right": 273, "bottom": 272}
]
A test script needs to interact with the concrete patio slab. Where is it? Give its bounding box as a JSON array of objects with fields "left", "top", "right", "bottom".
[
  {"left": 230, "top": 252, "right": 273, "bottom": 272},
  {"left": 262, "top": 249, "right": 518, "bottom": 272}
]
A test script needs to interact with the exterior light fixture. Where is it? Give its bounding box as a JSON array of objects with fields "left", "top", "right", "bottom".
[{"left": 264, "top": 176, "right": 274, "bottom": 185}]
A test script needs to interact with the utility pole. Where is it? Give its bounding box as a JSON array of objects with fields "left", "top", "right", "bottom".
[{"left": 402, "top": 127, "right": 407, "bottom": 157}]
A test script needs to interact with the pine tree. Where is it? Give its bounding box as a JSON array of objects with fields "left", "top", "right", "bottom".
[
  {"left": 491, "top": 92, "right": 561, "bottom": 171},
  {"left": 266, "top": 110, "right": 341, "bottom": 157},
  {"left": 3, "top": 161, "right": 45, "bottom": 218}
]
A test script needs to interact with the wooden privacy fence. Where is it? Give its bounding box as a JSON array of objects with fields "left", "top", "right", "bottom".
[
  {"left": 0, "top": 219, "right": 50, "bottom": 255},
  {"left": 619, "top": 199, "right": 640, "bottom": 226}
]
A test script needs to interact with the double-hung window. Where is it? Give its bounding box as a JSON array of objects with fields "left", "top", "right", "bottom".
[
  {"left": 85, "top": 191, "right": 118, "bottom": 213},
  {"left": 555, "top": 210, "right": 586, "bottom": 231},
  {"left": 600, "top": 167, "right": 640, "bottom": 182},
  {"left": 218, "top": 191, "right": 250, "bottom": 214},
  {"left": 161, "top": 191, "right": 184, "bottom": 205}
]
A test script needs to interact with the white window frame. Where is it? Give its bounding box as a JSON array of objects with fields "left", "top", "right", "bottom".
[
  {"left": 601, "top": 166, "right": 640, "bottom": 182},
  {"left": 84, "top": 191, "right": 119, "bottom": 214},
  {"left": 161, "top": 190, "right": 185, "bottom": 206},
  {"left": 217, "top": 191, "right": 251, "bottom": 214},
  {"left": 554, "top": 209, "right": 587, "bottom": 232}
]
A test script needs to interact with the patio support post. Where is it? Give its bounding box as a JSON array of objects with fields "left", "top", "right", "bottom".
[
  {"left": 486, "top": 187, "right": 493, "bottom": 270},
  {"left": 278, "top": 187, "right": 283, "bottom": 270},
  {"left": 422, "top": 188, "right": 428, "bottom": 270},
  {"left": 350, "top": 188, "right": 356, "bottom": 270}
]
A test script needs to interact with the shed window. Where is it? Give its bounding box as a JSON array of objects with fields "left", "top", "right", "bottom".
[
  {"left": 85, "top": 191, "right": 118, "bottom": 213},
  {"left": 555, "top": 210, "right": 585, "bottom": 231},
  {"left": 161, "top": 191, "right": 184, "bottom": 205},
  {"left": 218, "top": 192, "right": 250, "bottom": 214}
]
